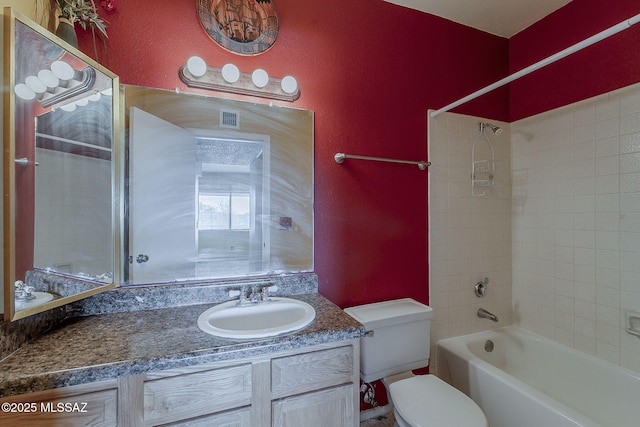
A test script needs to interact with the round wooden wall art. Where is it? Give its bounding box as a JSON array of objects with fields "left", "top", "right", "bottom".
[{"left": 197, "top": 0, "right": 279, "bottom": 56}]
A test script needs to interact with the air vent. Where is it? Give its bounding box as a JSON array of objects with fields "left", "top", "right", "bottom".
[{"left": 220, "top": 110, "right": 239, "bottom": 129}]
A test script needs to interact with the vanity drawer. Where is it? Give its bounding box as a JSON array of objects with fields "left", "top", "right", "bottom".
[
  {"left": 143, "top": 363, "right": 252, "bottom": 425},
  {"left": 271, "top": 345, "right": 354, "bottom": 399}
]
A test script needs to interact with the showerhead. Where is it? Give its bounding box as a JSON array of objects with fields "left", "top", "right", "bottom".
[{"left": 482, "top": 123, "right": 503, "bottom": 135}]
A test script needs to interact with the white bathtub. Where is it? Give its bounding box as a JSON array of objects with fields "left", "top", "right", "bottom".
[{"left": 436, "top": 326, "right": 640, "bottom": 427}]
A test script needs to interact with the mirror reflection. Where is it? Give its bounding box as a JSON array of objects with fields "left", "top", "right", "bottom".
[
  {"left": 4, "top": 9, "right": 118, "bottom": 320},
  {"left": 33, "top": 90, "right": 114, "bottom": 282},
  {"left": 123, "top": 85, "right": 313, "bottom": 285}
]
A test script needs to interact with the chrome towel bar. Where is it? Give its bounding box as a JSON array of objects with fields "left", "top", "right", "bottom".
[{"left": 334, "top": 153, "right": 430, "bottom": 170}]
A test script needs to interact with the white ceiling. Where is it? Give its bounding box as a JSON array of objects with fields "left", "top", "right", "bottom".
[{"left": 384, "top": 0, "right": 573, "bottom": 38}]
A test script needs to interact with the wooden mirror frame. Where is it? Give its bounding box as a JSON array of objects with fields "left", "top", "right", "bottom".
[{"left": 3, "top": 8, "right": 120, "bottom": 321}]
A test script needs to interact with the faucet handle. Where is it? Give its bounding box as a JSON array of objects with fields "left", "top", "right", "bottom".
[
  {"left": 15, "top": 281, "right": 36, "bottom": 301},
  {"left": 474, "top": 277, "right": 490, "bottom": 297},
  {"left": 260, "top": 285, "right": 278, "bottom": 301},
  {"left": 229, "top": 287, "right": 249, "bottom": 305}
]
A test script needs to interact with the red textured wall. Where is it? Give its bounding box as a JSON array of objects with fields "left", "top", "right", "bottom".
[
  {"left": 509, "top": 0, "right": 640, "bottom": 121},
  {"left": 77, "top": 0, "right": 509, "bottom": 308}
]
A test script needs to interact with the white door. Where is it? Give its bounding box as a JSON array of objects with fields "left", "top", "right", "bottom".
[{"left": 128, "top": 107, "right": 196, "bottom": 284}]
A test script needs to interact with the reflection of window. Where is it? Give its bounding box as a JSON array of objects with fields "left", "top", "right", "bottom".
[{"left": 199, "top": 193, "right": 250, "bottom": 230}]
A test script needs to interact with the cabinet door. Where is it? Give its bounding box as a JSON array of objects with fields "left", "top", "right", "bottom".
[
  {"left": 143, "top": 363, "right": 252, "bottom": 426},
  {"left": 0, "top": 382, "right": 118, "bottom": 427},
  {"left": 272, "top": 384, "right": 356, "bottom": 427},
  {"left": 158, "top": 406, "right": 251, "bottom": 427},
  {"left": 271, "top": 345, "right": 354, "bottom": 399}
]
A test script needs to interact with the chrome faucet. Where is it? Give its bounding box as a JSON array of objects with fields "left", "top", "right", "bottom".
[
  {"left": 250, "top": 286, "right": 262, "bottom": 304},
  {"left": 477, "top": 308, "right": 498, "bottom": 322},
  {"left": 229, "top": 284, "right": 278, "bottom": 306},
  {"left": 14, "top": 280, "right": 36, "bottom": 301}
]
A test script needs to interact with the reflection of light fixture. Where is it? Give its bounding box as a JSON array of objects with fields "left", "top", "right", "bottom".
[
  {"left": 57, "top": 90, "right": 107, "bottom": 113},
  {"left": 51, "top": 60, "right": 83, "bottom": 84},
  {"left": 25, "top": 76, "right": 47, "bottom": 96},
  {"left": 37, "top": 69, "right": 59, "bottom": 90},
  {"left": 179, "top": 56, "right": 300, "bottom": 102},
  {"left": 60, "top": 103, "right": 77, "bottom": 112},
  {"left": 14, "top": 83, "right": 36, "bottom": 100},
  {"left": 13, "top": 60, "right": 96, "bottom": 108}
]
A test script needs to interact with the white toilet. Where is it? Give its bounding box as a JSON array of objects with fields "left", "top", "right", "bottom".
[{"left": 344, "top": 298, "right": 487, "bottom": 427}]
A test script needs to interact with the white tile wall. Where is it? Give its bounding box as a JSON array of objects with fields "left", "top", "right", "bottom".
[
  {"left": 512, "top": 83, "right": 640, "bottom": 374},
  {"left": 429, "top": 83, "right": 640, "bottom": 376},
  {"left": 428, "top": 112, "right": 512, "bottom": 373}
]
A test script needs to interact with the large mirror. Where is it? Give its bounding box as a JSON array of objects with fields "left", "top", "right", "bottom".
[
  {"left": 3, "top": 9, "right": 119, "bottom": 321},
  {"left": 122, "top": 85, "right": 313, "bottom": 285}
]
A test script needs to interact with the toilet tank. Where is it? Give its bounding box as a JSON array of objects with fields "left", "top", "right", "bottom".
[{"left": 344, "top": 298, "right": 433, "bottom": 383}]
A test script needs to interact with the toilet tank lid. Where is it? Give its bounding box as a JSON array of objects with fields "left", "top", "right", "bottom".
[{"left": 344, "top": 298, "right": 432, "bottom": 330}]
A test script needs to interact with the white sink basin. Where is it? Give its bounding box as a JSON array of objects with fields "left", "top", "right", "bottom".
[
  {"left": 198, "top": 297, "right": 316, "bottom": 339},
  {"left": 15, "top": 291, "right": 54, "bottom": 311}
]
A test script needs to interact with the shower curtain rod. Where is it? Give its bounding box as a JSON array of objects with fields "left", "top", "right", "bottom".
[{"left": 430, "top": 13, "right": 640, "bottom": 118}]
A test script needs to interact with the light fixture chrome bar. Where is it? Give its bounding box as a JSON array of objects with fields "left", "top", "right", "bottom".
[
  {"left": 179, "top": 65, "right": 300, "bottom": 102},
  {"left": 430, "top": 13, "right": 640, "bottom": 118},
  {"left": 334, "top": 152, "right": 430, "bottom": 170},
  {"left": 40, "top": 67, "right": 96, "bottom": 108}
]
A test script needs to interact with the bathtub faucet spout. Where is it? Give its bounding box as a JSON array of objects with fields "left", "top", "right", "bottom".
[{"left": 477, "top": 308, "right": 499, "bottom": 322}]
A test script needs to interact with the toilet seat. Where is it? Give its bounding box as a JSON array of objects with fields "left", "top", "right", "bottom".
[{"left": 389, "top": 374, "right": 488, "bottom": 427}]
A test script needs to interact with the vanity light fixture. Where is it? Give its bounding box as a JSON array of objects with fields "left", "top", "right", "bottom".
[
  {"left": 280, "top": 75, "right": 298, "bottom": 95},
  {"left": 179, "top": 56, "right": 300, "bottom": 102},
  {"left": 13, "top": 60, "right": 96, "bottom": 108},
  {"left": 187, "top": 55, "right": 207, "bottom": 77},
  {"left": 221, "top": 63, "right": 240, "bottom": 83},
  {"left": 251, "top": 68, "right": 269, "bottom": 88}
]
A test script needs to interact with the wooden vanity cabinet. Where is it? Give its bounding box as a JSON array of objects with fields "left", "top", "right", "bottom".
[
  {"left": 270, "top": 344, "right": 357, "bottom": 427},
  {"left": 0, "top": 379, "right": 119, "bottom": 426},
  {"left": 0, "top": 339, "right": 360, "bottom": 427},
  {"left": 139, "top": 362, "right": 253, "bottom": 426}
]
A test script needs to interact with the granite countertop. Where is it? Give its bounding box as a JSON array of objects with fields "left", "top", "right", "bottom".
[{"left": 0, "top": 294, "right": 364, "bottom": 397}]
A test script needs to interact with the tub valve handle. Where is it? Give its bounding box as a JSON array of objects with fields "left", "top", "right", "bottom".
[{"left": 475, "top": 277, "right": 489, "bottom": 297}]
